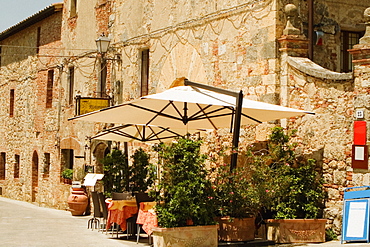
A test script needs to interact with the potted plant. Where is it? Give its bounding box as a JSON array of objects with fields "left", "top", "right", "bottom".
[
  {"left": 150, "top": 138, "right": 218, "bottom": 247},
  {"left": 100, "top": 149, "right": 130, "bottom": 197},
  {"left": 251, "top": 127, "right": 326, "bottom": 243},
  {"left": 212, "top": 162, "right": 261, "bottom": 241},
  {"left": 61, "top": 168, "right": 73, "bottom": 184},
  {"left": 130, "top": 148, "right": 155, "bottom": 193}
]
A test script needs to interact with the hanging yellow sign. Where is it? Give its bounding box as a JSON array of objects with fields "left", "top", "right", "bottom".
[{"left": 78, "top": 98, "right": 110, "bottom": 115}]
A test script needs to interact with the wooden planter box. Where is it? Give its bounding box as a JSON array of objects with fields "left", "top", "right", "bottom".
[
  {"left": 266, "top": 219, "right": 326, "bottom": 243},
  {"left": 152, "top": 225, "right": 218, "bottom": 247},
  {"left": 216, "top": 217, "right": 255, "bottom": 242}
]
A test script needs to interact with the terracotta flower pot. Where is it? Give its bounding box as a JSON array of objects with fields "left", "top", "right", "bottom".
[
  {"left": 266, "top": 219, "right": 326, "bottom": 243},
  {"left": 152, "top": 225, "right": 218, "bottom": 247},
  {"left": 216, "top": 217, "right": 255, "bottom": 241},
  {"left": 67, "top": 188, "right": 88, "bottom": 216}
]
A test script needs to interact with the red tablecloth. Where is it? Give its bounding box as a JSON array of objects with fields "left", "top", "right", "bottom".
[
  {"left": 136, "top": 202, "right": 158, "bottom": 235},
  {"left": 106, "top": 200, "right": 138, "bottom": 232}
]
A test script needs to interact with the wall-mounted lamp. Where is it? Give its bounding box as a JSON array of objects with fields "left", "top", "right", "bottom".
[{"left": 95, "top": 34, "right": 111, "bottom": 54}]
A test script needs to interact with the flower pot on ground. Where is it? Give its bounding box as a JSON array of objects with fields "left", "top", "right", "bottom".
[
  {"left": 152, "top": 225, "right": 218, "bottom": 247},
  {"left": 216, "top": 217, "right": 255, "bottom": 242},
  {"left": 67, "top": 187, "right": 88, "bottom": 216},
  {"left": 211, "top": 162, "right": 260, "bottom": 242},
  {"left": 151, "top": 138, "right": 217, "bottom": 247},
  {"left": 266, "top": 219, "right": 327, "bottom": 243},
  {"left": 249, "top": 127, "right": 326, "bottom": 243}
]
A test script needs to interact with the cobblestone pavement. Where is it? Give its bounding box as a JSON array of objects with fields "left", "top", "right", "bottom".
[
  {"left": 0, "top": 196, "right": 150, "bottom": 247},
  {"left": 1, "top": 196, "right": 370, "bottom": 247}
]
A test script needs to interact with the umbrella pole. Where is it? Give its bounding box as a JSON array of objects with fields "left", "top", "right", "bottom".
[
  {"left": 183, "top": 79, "right": 243, "bottom": 171},
  {"left": 230, "top": 90, "right": 243, "bottom": 171}
]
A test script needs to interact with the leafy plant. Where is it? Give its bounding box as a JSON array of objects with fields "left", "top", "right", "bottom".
[
  {"left": 130, "top": 148, "right": 155, "bottom": 192},
  {"left": 325, "top": 228, "right": 338, "bottom": 241},
  {"left": 250, "top": 127, "right": 325, "bottom": 219},
  {"left": 151, "top": 138, "right": 216, "bottom": 228},
  {"left": 212, "top": 163, "right": 261, "bottom": 218},
  {"left": 61, "top": 168, "right": 73, "bottom": 180},
  {"left": 100, "top": 149, "right": 130, "bottom": 196}
]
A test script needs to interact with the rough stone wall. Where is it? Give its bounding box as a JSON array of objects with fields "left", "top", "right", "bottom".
[
  {"left": 285, "top": 64, "right": 354, "bottom": 232},
  {"left": 112, "top": 0, "right": 281, "bottom": 104},
  {"left": 0, "top": 10, "right": 72, "bottom": 209}
]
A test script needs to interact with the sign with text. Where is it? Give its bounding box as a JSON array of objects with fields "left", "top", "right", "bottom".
[{"left": 76, "top": 97, "right": 110, "bottom": 115}]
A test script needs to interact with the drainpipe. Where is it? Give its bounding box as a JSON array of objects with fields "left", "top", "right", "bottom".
[{"left": 308, "top": 0, "right": 314, "bottom": 60}]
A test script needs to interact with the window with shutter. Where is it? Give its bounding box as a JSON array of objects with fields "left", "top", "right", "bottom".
[{"left": 46, "top": 70, "right": 54, "bottom": 108}]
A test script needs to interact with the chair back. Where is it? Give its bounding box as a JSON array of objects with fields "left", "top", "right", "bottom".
[
  {"left": 112, "top": 192, "right": 131, "bottom": 200},
  {"left": 135, "top": 192, "right": 154, "bottom": 209},
  {"left": 91, "top": 191, "right": 103, "bottom": 218},
  {"left": 98, "top": 192, "right": 108, "bottom": 219}
]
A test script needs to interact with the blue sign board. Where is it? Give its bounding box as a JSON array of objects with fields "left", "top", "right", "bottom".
[{"left": 342, "top": 186, "right": 370, "bottom": 243}]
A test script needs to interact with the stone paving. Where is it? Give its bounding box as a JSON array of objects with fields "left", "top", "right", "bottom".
[
  {"left": 1, "top": 196, "right": 370, "bottom": 247},
  {"left": 0, "top": 196, "right": 149, "bottom": 247}
]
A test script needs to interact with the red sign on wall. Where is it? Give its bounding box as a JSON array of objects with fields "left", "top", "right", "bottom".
[{"left": 354, "top": 121, "right": 367, "bottom": 145}]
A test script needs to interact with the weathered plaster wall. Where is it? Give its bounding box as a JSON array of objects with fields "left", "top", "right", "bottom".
[
  {"left": 112, "top": 0, "right": 281, "bottom": 104},
  {"left": 0, "top": 10, "right": 72, "bottom": 209}
]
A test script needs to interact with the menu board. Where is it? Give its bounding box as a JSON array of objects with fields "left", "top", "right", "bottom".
[
  {"left": 83, "top": 173, "right": 104, "bottom": 186},
  {"left": 342, "top": 199, "right": 370, "bottom": 242}
]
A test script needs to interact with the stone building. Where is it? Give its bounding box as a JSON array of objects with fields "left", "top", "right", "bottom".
[{"left": 1, "top": 0, "right": 370, "bottom": 234}]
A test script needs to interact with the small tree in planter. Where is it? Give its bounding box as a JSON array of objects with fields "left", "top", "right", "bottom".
[
  {"left": 212, "top": 162, "right": 262, "bottom": 241},
  {"left": 130, "top": 147, "right": 155, "bottom": 193},
  {"left": 250, "top": 127, "right": 326, "bottom": 243},
  {"left": 101, "top": 149, "right": 130, "bottom": 197},
  {"left": 150, "top": 138, "right": 217, "bottom": 247}
]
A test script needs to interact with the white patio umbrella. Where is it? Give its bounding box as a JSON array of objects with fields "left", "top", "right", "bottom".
[
  {"left": 69, "top": 80, "right": 314, "bottom": 169},
  {"left": 91, "top": 124, "right": 205, "bottom": 143},
  {"left": 69, "top": 85, "right": 313, "bottom": 129}
]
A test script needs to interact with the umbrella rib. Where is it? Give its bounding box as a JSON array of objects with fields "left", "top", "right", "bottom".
[
  {"left": 195, "top": 103, "right": 217, "bottom": 129},
  {"left": 128, "top": 102, "right": 185, "bottom": 124},
  {"left": 241, "top": 112, "right": 262, "bottom": 124},
  {"left": 134, "top": 125, "right": 145, "bottom": 140},
  {"left": 189, "top": 105, "right": 234, "bottom": 119}
]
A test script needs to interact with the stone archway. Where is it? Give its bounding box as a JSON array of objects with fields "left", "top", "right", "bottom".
[
  {"left": 31, "top": 151, "right": 38, "bottom": 202},
  {"left": 155, "top": 43, "right": 208, "bottom": 93},
  {"left": 92, "top": 141, "right": 109, "bottom": 174}
]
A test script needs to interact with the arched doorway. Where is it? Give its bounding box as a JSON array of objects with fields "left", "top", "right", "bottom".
[
  {"left": 92, "top": 142, "right": 109, "bottom": 192},
  {"left": 31, "top": 151, "right": 39, "bottom": 202}
]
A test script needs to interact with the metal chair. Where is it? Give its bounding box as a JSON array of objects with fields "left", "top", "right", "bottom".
[
  {"left": 112, "top": 192, "right": 131, "bottom": 200},
  {"left": 97, "top": 192, "right": 110, "bottom": 234},
  {"left": 87, "top": 191, "right": 102, "bottom": 230}
]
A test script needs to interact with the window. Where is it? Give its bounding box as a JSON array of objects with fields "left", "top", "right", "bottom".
[
  {"left": 61, "top": 149, "right": 74, "bottom": 170},
  {"left": 99, "top": 60, "right": 107, "bottom": 98},
  {"left": 9, "top": 89, "right": 14, "bottom": 117},
  {"left": 46, "top": 70, "right": 54, "bottom": 108},
  {"left": 36, "top": 27, "right": 41, "bottom": 54},
  {"left": 68, "top": 66, "right": 75, "bottom": 105},
  {"left": 43, "top": 153, "right": 50, "bottom": 178},
  {"left": 140, "top": 49, "right": 149, "bottom": 96},
  {"left": 341, "top": 31, "right": 363, "bottom": 72},
  {"left": 0, "top": 152, "right": 5, "bottom": 180},
  {"left": 14, "top": 154, "right": 20, "bottom": 179},
  {"left": 70, "top": 0, "right": 77, "bottom": 17}
]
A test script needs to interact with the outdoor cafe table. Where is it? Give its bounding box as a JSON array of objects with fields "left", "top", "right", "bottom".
[
  {"left": 136, "top": 201, "right": 158, "bottom": 235},
  {"left": 106, "top": 199, "right": 138, "bottom": 232}
]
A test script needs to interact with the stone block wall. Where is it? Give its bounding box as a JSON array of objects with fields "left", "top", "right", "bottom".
[{"left": 0, "top": 7, "right": 73, "bottom": 210}]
